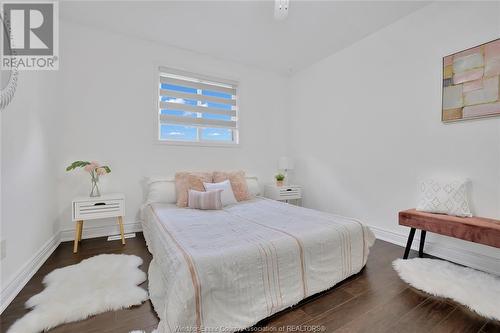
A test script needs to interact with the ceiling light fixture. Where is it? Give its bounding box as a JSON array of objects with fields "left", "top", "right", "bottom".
[{"left": 274, "top": 0, "right": 289, "bottom": 21}]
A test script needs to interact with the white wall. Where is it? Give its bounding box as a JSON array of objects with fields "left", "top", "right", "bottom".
[
  {"left": 1, "top": 69, "right": 60, "bottom": 304},
  {"left": 2, "top": 2, "right": 499, "bottom": 313},
  {"left": 56, "top": 20, "right": 289, "bottom": 238},
  {"left": 0, "top": 16, "right": 288, "bottom": 312},
  {"left": 288, "top": 1, "right": 500, "bottom": 273}
]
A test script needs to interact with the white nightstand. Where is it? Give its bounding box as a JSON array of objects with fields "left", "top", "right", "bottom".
[
  {"left": 72, "top": 193, "right": 126, "bottom": 253},
  {"left": 264, "top": 184, "right": 302, "bottom": 206}
]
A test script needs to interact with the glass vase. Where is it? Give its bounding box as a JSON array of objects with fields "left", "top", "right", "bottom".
[{"left": 90, "top": 174, "right": 101, "bottom": 197}]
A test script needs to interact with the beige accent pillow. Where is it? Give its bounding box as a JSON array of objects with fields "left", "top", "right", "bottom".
[
  {"left": 175, "top": 172, "right": 213, "bottom": 207},
  {"left": 213, "top": 170, "right": 250, "bottom": 201},
  {"left": 188, "top": 189, "right": 223, "bottom": 210}
]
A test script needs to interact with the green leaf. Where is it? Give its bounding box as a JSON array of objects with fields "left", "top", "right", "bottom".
[{"left": 66, "top": 161, "right": 90, "bottom": 171}]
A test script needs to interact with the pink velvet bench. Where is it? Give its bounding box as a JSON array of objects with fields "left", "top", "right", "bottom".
[{"left": 399, "top": 209, "right": 500, "bottom": 259}]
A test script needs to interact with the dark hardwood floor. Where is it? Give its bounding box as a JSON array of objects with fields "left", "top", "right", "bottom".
[{"left": 1, "top": 234, "right": 499, "bottom": 333}]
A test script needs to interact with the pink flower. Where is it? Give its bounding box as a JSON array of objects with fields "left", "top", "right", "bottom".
[
  {"left": 90, "top": 161, "right": 100, "bottom": 167},
  {"left": 96, "top": 167, "right": 107, "bottom": 176},
  {"left": 84, "top": 164, "right": 97, "bottom": 172}
]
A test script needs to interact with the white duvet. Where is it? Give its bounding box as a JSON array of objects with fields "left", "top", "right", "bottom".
[{"left": 142, "top": 198, "right": 375, "bottom": 333}]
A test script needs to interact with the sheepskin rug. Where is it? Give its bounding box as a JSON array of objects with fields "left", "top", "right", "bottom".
[
  {"left": 8, "top": 254, "right": 149, "bottom": 333},
  {"left": 393, "top": 258, "right": 500, "bottom": 321}
]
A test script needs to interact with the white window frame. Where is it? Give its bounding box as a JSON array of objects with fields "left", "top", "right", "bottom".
[{"left": 155, "top": 66, "right": 239, "bottom": 147}]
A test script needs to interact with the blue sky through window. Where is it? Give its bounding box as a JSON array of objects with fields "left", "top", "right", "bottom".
[
  {"left": 160, "top": 109, "right": 197, "bottom": 117},
  {"left": 202, "top": 89, "right": 232, "bottom": 99},
  {"left": 159, "top": 81, "right": 235, "bottom": 142},
  {"left": 160, "top": 124, "right": 197, "bottom": 141},
  {"left": 201, "top": 128, "right": 232, "bottom": 141},
  {"left": 161, "top": 83, "right": 196, "bottom": 94},
  {"left": 160, "top": 96, "right": 197, "bottom": 104},
  {"left": 205, "top": 101, "right": 232, "bottom": 109},
  {"left": 160, "top": 125, "right": 232, "bottom": 142},
  {"left": 202, "top": 113, "right": 231, "bottom": 121}
]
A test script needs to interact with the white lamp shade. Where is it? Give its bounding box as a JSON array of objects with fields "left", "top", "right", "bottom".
[
  {"left": 274, "top": 0, "right": 290, "bottom": 20},
  {"left": 278, "top": 157, "right": 294, "bottom": 170}
]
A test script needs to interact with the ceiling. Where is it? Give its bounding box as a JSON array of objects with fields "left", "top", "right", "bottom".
[{"left": 60, "top": 1, "right": 430, "bottom": 75}]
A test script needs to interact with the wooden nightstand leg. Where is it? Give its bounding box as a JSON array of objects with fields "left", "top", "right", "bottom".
[
  {"left": 78, "top": 221, "right": 84, "bottom": 241},
  {"left": 73, "top": 220, "right": 83, "bottom": 253},
  {"left": 117, "top": 216, "right": 125, "bottom": 245}
]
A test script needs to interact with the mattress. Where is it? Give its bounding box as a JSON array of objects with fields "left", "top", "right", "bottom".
[{"left": 142, "top": 198, "right": 375, "bottom": 333}]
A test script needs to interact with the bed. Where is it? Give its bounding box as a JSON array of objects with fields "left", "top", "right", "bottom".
[{"left": 142, "top": 195, "right": 375, "bottom": 333}]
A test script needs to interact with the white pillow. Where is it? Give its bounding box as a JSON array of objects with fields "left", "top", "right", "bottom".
[
  {"left": 146, "top": 177, "right": 176, "bottom": 204},
  {"left": 416, "top": 179, "right": 472, "bottom": 217},
  {"left": 246, "top": 176, "right": 260, "bottom": 197},
  {"left": 204, "top": 180, "right": 238, "bottom": 206}
]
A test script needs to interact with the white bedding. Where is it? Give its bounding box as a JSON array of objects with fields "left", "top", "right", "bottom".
[{"left": 142, "top": 198, "right": 375, "bottom": 333}]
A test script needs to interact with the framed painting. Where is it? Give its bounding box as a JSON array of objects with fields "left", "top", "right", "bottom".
[{"left": 442, "top": 38, "right": 500, "bottom": 122}]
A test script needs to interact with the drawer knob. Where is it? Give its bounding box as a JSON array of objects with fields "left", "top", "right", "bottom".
[{"left": 94, "top": 202, "right": 106, "bottom": 206}]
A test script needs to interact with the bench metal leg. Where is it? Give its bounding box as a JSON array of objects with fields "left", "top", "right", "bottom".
[
  {"left": 419, "top": 230, "right": 426, "bottom": 258},
  {"left": 403, "top": 228, "right": 416, "bottom": 259}
]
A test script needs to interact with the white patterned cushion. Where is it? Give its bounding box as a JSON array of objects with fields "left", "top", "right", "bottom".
[{"left": 416, "top": 179, "right": 472, "bottom": 217}]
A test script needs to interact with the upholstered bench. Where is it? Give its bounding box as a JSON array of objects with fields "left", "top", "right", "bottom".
[{"left": 399, "top": 209, "right": 500, "bottom": 259}]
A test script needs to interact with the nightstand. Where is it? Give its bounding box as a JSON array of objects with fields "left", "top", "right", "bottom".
[
  {"left": 72, "top": 193, "right": 125, "bottom": 253},
  {"left": 264, "top": 184, "right": 302, "bottom": 206}
]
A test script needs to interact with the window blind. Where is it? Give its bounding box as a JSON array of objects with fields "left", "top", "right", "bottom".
[{"left": 158, "top": 66, "right": 238, "bottom": 143}]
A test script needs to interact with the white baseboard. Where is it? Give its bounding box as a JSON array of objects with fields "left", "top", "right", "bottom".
[
  {"left": 369, "top": 225, "right": 500, "bottom": 276},
  {"left": 1, "top": 222, "right": 144, "bottom": 314},
  {"left": 60, "top": 222, "right": 143, "bottom": 242},
  {"left": 0, "top": 232, "right": 60, "bottom": 314}
]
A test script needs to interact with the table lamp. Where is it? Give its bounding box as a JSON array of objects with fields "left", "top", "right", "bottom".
[{"left": 278, "top": 157, "right": 294, "bottom": 184}]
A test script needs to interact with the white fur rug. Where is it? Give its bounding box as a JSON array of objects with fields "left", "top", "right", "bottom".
[
  {"left": 8, "top": 254, "right": 149, "bottom": 333},
  {"left": 393, "top": 258, "right": 500, "bottom": 321}
]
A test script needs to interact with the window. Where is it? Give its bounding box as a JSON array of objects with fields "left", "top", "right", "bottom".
[{"left": 157, "top": 67, "right": 238, "bottom": 145}]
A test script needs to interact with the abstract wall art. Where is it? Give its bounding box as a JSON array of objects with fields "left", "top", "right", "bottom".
[{"left": 442, "top": 38, "right": 500, "bottom": 122}]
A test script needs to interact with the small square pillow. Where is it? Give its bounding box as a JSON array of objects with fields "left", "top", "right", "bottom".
[
  {"left": 175, "top": 172, "right": 213, "bottom": 207},
  {"left": 416, "top": 179, "right": 472, "bottom": 217},
  {"left": 188, "top": 189, "right": 223, "bottom": 210},
  {"left": 213, "top": 170, "right": 250, "bottom": 201},
  {"left": 204, "top": 180, "right": 238, "bottom": 206}
]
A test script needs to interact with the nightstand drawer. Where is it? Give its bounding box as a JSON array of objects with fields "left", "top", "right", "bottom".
[
  {"left": 278, "top": 187, "right": 301, "bottom": 199},
  {"left": 73, "top": 199, "right": 124, "bottom": 220},
  {"left": 264, "top": 184, "right": 302, "bottom": 202}
]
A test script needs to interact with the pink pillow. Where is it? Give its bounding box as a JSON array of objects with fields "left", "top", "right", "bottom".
[
  {"left": 188, "top": 189, "right": 223, "bottom": 210},
  {"left": 212, "top": 170, "right": 250, "bottom": 201},
  {"left": 175, "top": 172, "right": 213, "bottom": 207}
]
